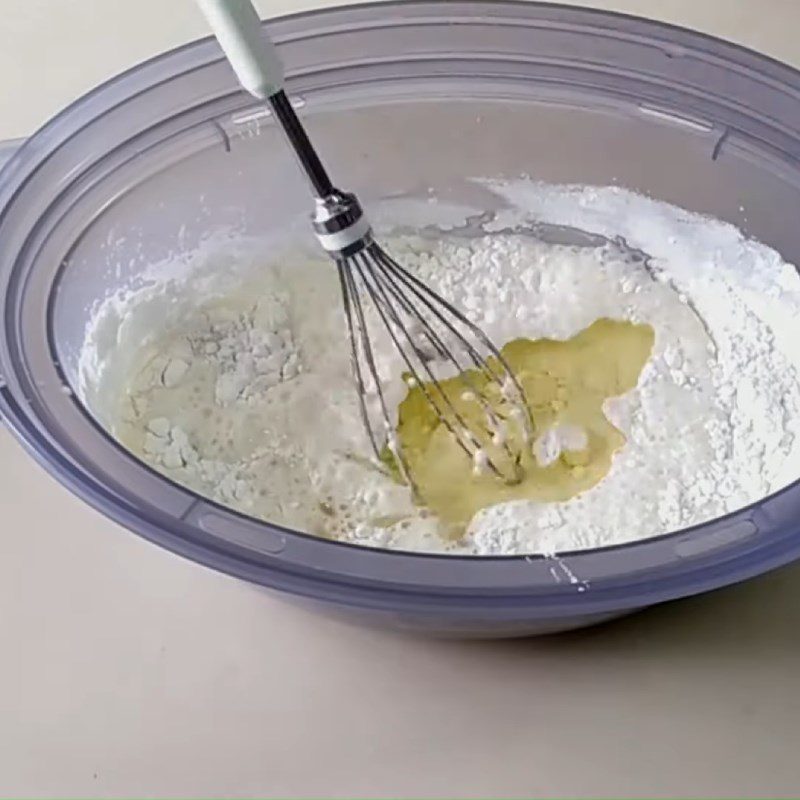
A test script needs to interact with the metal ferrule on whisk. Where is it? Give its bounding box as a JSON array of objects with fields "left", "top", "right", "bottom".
[
  {"left": 312, "top": 191, "right": 373, "bottom": 258},
  {"left": 265, "top": 93, "right": 373, "bottom": 258}
]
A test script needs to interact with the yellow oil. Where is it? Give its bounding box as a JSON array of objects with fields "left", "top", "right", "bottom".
[{"left": 387, "top": 318, "right": 655, "bottom": 537}]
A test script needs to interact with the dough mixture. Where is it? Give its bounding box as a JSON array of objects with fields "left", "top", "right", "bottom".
[{"left": 79, "top": 183, "right": 800, "bottom": 555}]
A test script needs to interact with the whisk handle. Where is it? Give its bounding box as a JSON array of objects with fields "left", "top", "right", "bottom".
[
  {"left": 196, "top": 0, "right": 284, "bottom": 100},
  {"left": 196, "top": 0, "right": 336, "bottom": 198}
]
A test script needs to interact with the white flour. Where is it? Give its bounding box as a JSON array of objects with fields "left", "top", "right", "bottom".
[{"left": 79, "top": 183, "right": 800, "bottom": 555}]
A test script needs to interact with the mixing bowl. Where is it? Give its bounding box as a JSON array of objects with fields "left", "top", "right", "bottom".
[{"left": 1, "top": 1, "right": 799, "bottom": 636}]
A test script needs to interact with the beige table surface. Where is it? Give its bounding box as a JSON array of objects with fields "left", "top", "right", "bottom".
[{"left": 2, "top": 1, "right": 800, "bottom": 797}]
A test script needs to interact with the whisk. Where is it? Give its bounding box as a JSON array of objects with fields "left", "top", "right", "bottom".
[{"left": 198, "top": 0, "right": 532, "bottom": 486}]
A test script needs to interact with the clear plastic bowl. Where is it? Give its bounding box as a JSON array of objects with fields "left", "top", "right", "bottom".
[{"left": 1, "top": 1, "right": 799, "bottom": 636}]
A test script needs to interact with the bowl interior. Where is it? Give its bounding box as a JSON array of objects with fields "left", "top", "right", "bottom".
[{"left": 2, "top": 2, "right": 800, "bottom": 613}]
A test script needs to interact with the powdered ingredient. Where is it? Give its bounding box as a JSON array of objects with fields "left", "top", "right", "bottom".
[{"left": 79, "top": 182, "right": 800, "bottom": 555}]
